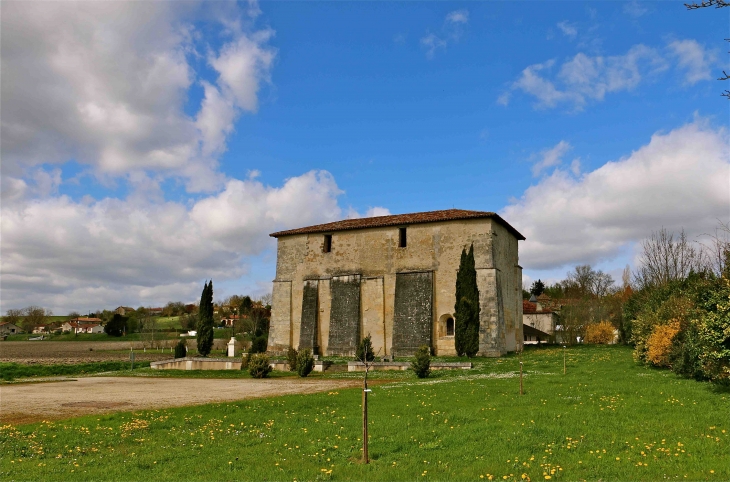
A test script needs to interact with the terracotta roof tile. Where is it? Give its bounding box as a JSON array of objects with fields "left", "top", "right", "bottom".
[
  {"left": 270, "top": 209, "right": 525, "bottom": 240},
  {"left": 523, "top": 300, "right": 554, "bottom": 314}
]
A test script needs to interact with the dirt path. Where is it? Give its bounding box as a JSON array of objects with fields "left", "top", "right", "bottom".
[{"left": 0, "top": 377, "right": 362, "bottom": 425}]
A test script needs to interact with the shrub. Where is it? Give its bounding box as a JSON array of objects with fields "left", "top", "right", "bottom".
[
  {"left": 250, "top": 336, "right": 268, "bottom": 354},
  {"left": 647, "top": 320, "right": 681, "bottom": 367},
  {"left": 411, "top": 345, "right": 431, "bottom": 378},
  {"left": 296, "top": 349, "right": 315, "bottom": 377},
  {"left": 585, "top": 321, "right": 616, "bottom": 344},
  {"left": 247, "top": 353, "right": 272, "bottom": 378},
  {"left": 356, "top": 334, "right": 375, "bottom": 362},
  {"left": 287, "top": 346, "right": 298, "bottom": 371},
  {"left": 174, "top": 339, "right": 187, "bottom": 358},
  {"left": 240, "top": 352, "right": 250, "bottom": 370}
]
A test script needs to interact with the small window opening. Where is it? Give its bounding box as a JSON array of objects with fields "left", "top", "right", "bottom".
[
  {"left": 399, "top": 227, "right": 407, "bottom": 248},
  {"left": 446, "top": 317, "right": 455, "bottom": 336},
  {"left": 323, "top": 234, "right": 332, "bottom": 253}
]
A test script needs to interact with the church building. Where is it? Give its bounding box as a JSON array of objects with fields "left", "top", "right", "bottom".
[{"left": 267, "top": 209, "right": 525, "bottom": 357}]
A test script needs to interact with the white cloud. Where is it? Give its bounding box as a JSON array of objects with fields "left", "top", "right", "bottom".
[
  {"left": 347, "top": 206, "right": 392, "bottom": 219},
  {"left": 532, "top": 141, "right": 572, "bottom": 176},
  {"left": 0, "top": 171, "right": 345, "bottom": 314},
  {"left": 668, "top": 39, "right": 716, "bottom": 85},
  {"left": 502, "top": 44, "right": 668, "bottom": 109},
  {"left": 557, "top": 21, "right": 577, "bottom": 40},
  {"left": 0, "top": 1, "right": 275, "bottom": 192},
  {"left": 421, "top": 9, "right": 469, "bottom": 59},
  {"left": 503, "top": 120, "right": 730, "bottom": 270},
  {"left": 446, "top": 10, "right": 469, "bottom": 25},
  {"left": 623, "top": 1, "right": 648, "bottom": 18}
]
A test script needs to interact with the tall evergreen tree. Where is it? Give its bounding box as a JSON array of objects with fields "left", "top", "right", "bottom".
[
  {"left": 454, "top": 245, "right": 480, "bottom": 357},
  {"left": 197, "top": 280, "right": 214, "bottom": 356}
]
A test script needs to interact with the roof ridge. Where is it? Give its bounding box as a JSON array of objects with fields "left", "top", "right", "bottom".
[{"left": 270, "top": 208, "right": 525, "bottom": 240}]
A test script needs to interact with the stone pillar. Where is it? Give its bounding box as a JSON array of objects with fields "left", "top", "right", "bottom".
[
  {"left": 476, "top": 268, "right": 506, "bottom": 357},
  {"left": 227, "top": 337, "right": 236, "bottom": 357},
  {"left": 268, "top": 280, "right": 292, "bottom": 353}
]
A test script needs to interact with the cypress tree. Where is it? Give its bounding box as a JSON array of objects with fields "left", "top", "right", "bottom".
[
  {"left": 454, "top": 245, "right": 480, "bottom": 357},
  {"left": 197, "top": 280, "right": 214, "bottom": 357}
]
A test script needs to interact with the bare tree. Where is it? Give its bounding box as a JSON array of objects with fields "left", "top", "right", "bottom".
[
  {"left": 4, "top": 309, "right": 24, "bottom": 326},
  {"left": 633, "top": 228, "right": 707, "bottom": 289},
  {"left": 23, "top": 306, "right": 52, "bottom": 332},
  {"left": 685, "top": 0, "right": 730, "bottom": 99},
  {"left": 699, "top": 221, "right": 730, "bottom": 277}
]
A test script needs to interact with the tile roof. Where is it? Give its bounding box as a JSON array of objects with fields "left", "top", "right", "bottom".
[
  {"left": 523, "top": 300, "right": 554, "bottom": 314},
  {"left": 270, "top": 209, "right": 525, "bottom": 240}
]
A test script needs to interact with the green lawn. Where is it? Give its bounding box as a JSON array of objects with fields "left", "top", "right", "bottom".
[
  {"left": 0, "top": 362, "right": 152, "bottom": 381},
  {"left": 1, "top": 346, "right": 728, "bottom": 481}
]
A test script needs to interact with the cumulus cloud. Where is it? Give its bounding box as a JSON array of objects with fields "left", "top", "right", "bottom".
[
  {"left": 0, "top": 1, "right": 275, "bottom": 192},
  {"left": 347, "top": 206, "right": 392, "bottom": 219},
  {"left": 421, "top": 9, "right": 469, "bottom": 59},
  {"left": 668, "top": 39, "right": 716, "bottom": 85},
  {"left": 502, "top": 120, "right": 730, "bottom": 270},
  {"left": 0, "top": 171, "right": 344, "bottom": 313},
  {"left": 502, "top": 44, "right": 667, "bottom": 109}
]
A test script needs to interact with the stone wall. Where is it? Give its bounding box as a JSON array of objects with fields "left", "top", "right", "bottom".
[
  {"left": 392, "top": 271, "right": 433, "bottom": 356},
  {"left": 298, "top": 280, "right": 319, "bottom": 353},
  {"left": 327, "top": 274, "right": 361, "bottom": 356}
]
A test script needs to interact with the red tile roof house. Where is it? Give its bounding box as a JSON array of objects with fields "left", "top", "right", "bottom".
[
  {"left": 522, "top": 298, "right": 558, "bottom": 344},
  {"left": 62, "top": 318, "right": 103, "bottom": 334}
]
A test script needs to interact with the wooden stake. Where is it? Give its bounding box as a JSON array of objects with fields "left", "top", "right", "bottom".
[
  {"left": 362, "top": 371, "right": 369, "bottom": 463},
  {"left": 519, "top": 361, "right": 524, "bottom": 395},
  {"left": 563, "top": 346, "right": 566, "bottom": 375}
]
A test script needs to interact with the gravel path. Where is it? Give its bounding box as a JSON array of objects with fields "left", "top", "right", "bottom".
[{"left": 0, "top": 377, "right": 361, "bottom": 425}]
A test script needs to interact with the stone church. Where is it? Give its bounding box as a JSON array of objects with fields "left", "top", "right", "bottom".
[{"left": 267, "top": 209, "right": 525, "bottom": 357}]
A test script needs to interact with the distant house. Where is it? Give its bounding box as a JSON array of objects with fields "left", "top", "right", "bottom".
[
  {"left": 148, "top": 307, "right": 164, "bottom": 315},
  {"left": 220, "top": 314, "right": 247, "bottom": 327},
  {"left": 115, "top": 306, "right": 135, "bottom": 316},
  {"left": 522, "top": 297, "right": 558, "bottom": 344},
  {"left": 0, "top": 322, "right": 23, "bottom": 336},
  {"left": 62, "top": 317, "right": 103, "bottom": 334}
]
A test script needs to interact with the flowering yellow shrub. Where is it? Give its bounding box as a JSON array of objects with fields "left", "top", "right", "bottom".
[
  {"left": 585, "top": 321, "right": 616, "bottom": 344},
  {"left": 646, "top": 320, "right": 681, "bottom": 367}
]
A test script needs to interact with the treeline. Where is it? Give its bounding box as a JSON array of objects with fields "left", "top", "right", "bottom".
[{"left": 528, "top": 225, "right": 729, "bottom": 385}]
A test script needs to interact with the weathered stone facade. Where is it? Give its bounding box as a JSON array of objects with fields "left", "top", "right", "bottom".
[{"left": 268, "top": 209, "right": 524, "bottom": 357}]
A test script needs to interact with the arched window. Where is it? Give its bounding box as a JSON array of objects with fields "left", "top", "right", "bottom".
[{"left": 446, "top": 317, "right": 455, "bottom": 336}]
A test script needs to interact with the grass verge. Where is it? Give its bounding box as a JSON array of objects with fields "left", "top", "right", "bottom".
[{"left": 1, "top": 346, "right": 728, "bottom": 481}]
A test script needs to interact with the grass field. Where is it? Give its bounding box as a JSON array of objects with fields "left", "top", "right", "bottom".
[
  {"left": 1, "top": 345, "right": 728, "bottom": 481},
  {"left": 0, "top": 361, "right": 152, "bottom": 381}
]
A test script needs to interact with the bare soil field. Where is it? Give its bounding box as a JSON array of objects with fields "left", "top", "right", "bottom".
[
  {"left": 0, "top": 377, "right": 362, "bottom": 425},
  {"left": 0, "top": 341, "right": 184, "bottom": 364}
]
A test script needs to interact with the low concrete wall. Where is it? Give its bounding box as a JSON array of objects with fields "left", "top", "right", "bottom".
[
  {"left": 347, "top": 361, "right": 472, "bottom": 372},
  {"left": 151, "top": 357, "right": 241, "bottom": 370}
]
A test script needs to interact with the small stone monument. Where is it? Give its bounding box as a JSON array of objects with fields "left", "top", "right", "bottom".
[{"left": 227, "top": 337, "right": 236, "bottom": 357}]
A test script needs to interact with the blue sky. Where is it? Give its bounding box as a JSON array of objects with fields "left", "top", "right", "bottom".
[{"left": 1, "top": 1, "right": 728, "bottom": 313}]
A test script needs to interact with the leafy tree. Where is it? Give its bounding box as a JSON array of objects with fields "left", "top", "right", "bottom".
[
  {"left": 411, "top": 345, "right": 431, "bottom": 378},
  {"left": 250, "top": 335, "right": 268, "bottom": 354},
  {"left": 530, "top": 279, "right": 546, "bottom": 297},
  {"left": 454, "top": 245, "right": 480, "bottom": 357},
  {"left": 68, "top": 311, "right": 81, "bottom": 319},
  {"left": 104, "top": 314, "right": 128, "bottom": 337},
  {"left": 296, "top": 349, "right": 315, "bottom": 377},
  {"left": 196, "top": 281, "right": 214, "bottom": 357},
  {"left": 356, "top": 333, "right": 375, "bottom": 362}
]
